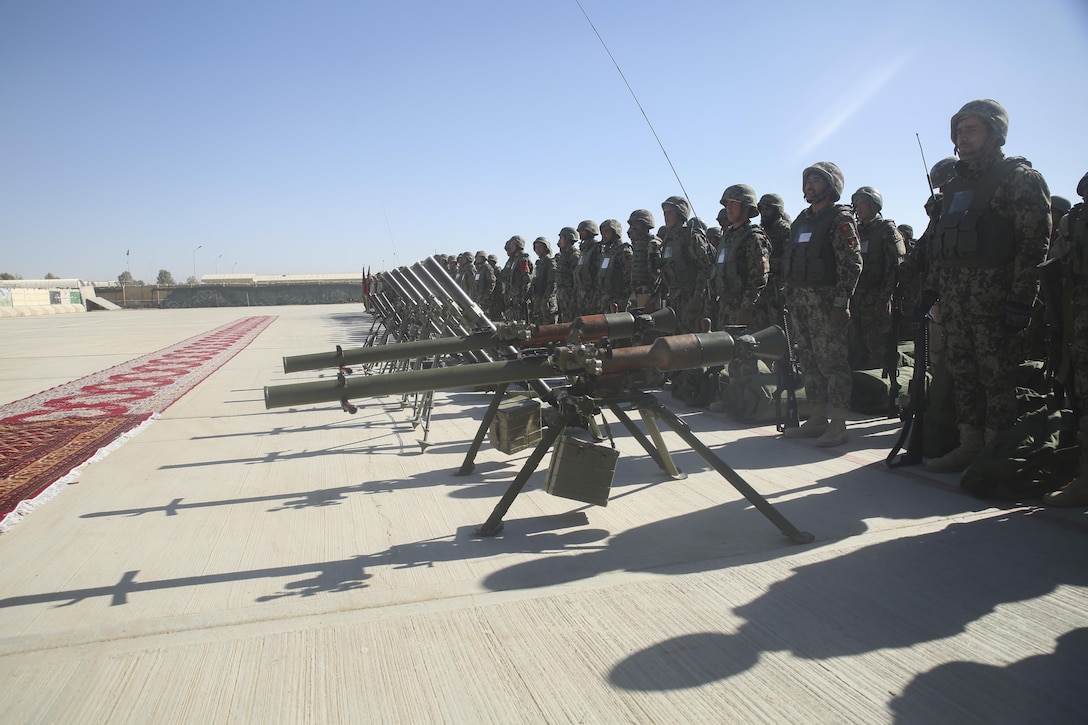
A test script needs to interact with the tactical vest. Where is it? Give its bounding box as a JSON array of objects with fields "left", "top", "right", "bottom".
[
  {"left": 532, "top": 256, "right": 554, "bottom": 295},
  {"left": 932, "top": 156, "right": 1025, "bottom": 268},
  {"left": 555, "top": 248, "right": 578, "bottom": 290},
  {"left": 784, "top": 204, "right": 847, "bottom": 287},
  {"left": 597, "top": 241, "right": 630, "bottom": 296},
  {"left": 715, "top": 224, "right": 757, "bottom": 294},
  {"left": 575, "top": 241, "right": 601, "bottom": 292},
  {"left": 856, "top": 217, "right": 897, "bottom": 290},
  {"left": 660, "top": 226, "right": 693, "bottom": 289},
  {"left": 631, "top": 237, "right": 651, "bottom": 288}
]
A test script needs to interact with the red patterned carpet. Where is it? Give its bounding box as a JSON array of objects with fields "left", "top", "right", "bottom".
[{"left": 0, "top": 316, "right": 275, "bottom": 530}]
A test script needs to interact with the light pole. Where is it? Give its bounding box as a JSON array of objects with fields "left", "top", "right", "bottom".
[
  {"left": 193, "top": 244, "right": 202, "bottom": 284},
  {"left": 216, "top": 254, "right": 223, "bottom": 274}
]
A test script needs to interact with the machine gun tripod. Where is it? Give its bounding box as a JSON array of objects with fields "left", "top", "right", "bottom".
[{"left": 474, "top": 386, "right": 814, "bottom": 544}]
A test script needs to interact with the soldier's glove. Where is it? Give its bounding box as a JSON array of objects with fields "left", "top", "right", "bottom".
[
  {"left": 913, "top": 289, "right": 939, "bottom": 318},
  {"left": 1001, "top": 301, "right": 1032, "bottom": 333},
  {"left": 830, "top": 306, "right": 850, "bottom": 327}
]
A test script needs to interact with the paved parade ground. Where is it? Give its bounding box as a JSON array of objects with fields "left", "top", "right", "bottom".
[{"left": 1, "top": 305, "right": 1087, "bottom": 723}]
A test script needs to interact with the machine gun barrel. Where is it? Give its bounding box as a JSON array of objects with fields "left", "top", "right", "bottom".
[
  {"left": 280, "top": 308, "right": 678, "bottom": 374},
  {"left": 265, "top": 326, "right": 785, "bottom": 410}
]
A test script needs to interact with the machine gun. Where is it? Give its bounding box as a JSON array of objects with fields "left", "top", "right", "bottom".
[
  {"left": 773, "top": 305, "right": 800, "bottom": 432},
  {"left": 883, "top": 276, "right": 904, "bottom": 419},
  {"left": 265, "top": 325, "right": 813, "bottom": 544},
  {"left": 886, "top": 310, "right": 929, "bottom": 468}
]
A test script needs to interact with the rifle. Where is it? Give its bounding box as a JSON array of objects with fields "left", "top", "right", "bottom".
[
  {"left": 774, "top": 305, "right": 801, "bottom": 432},
  {"left": 886, "top": 310, "right": 929, "bottom": 467},
  {"left": 883, "top": 272, "right": 904, "bottom": 418}
]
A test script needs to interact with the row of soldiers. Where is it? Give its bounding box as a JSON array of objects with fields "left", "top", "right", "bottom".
[{"left": 423, "top": 98, "right": 1087, "bottom": 505}]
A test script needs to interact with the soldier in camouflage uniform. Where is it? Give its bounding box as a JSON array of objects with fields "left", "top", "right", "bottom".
[
  {"left": 756, "top": 193, "right": 792, "bottom": 330},
  {"left": 500, "top": 235, "right": 533, "bottom": 321},
  {"left": 486, "top": 254, "right": 505, "bottom": 320},
  {"left": 712, "top": 185, "right": 770, "bottom": 333},
  {"left": 781, "top": 161, "right": 863, "bottom": 447},
  {"left": 470, "top": 250, "right": 497, "bottom": 314},
  {"left": 530, "top": 236, "right": 558, "bottom": 325},
  {"left": 626, "top": 210, "right": 662, "bottom": 311},
  {"left": 921, "top": 99, "right": 1051, "bottom": 472},
  {"left": 554, "top": 227, "right": 580, "bottom": 322},
  {"left": 595, "top": 219, "right": 633, "bottom": 313},
  {"left": 455, "top": 252, "right": 474, "bottom": 298},
  {"left": 573, "top": 220, "right": 602, "bottom": 317},
  {"left": 1045, "top": 172, "right": 1088, "bottom": 506},
  {"left": 849, "top": 186, "right": 906, "bottom": 369},
  {"left": 657, "top": 195, "right": 712, "bottom": 333}
]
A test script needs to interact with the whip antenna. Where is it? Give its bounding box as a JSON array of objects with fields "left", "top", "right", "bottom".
[{"left": 575, "top": 0, "right": 695, "bottom": 216}]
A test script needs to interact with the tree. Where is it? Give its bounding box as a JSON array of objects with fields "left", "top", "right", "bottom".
[
  {"left": 0, "top": 272, "right": 21, "bottom": 280},
  {"left": 186, "top": 275, "right": 199, "bottom": 286},
  {"left": 118, "top": 271, "right": 135, "bottom": 286},
  {"left": 156, "top": 269, "right": 176, "bottom": 286},
  {"left": 44, "top": 272, "right": 59, "bottom": 279}
]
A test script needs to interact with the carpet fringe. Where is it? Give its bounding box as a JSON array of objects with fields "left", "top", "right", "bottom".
[{"left": 0, "top": 414, "right": 158, "bottom": 534}]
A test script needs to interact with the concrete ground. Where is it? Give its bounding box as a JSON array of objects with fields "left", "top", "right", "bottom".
[{"left": 1, "top": 305, "right": 1086, "bottom": 724}]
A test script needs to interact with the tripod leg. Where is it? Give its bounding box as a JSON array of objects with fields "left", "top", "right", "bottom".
[
  {"left": 475, "top": 416, "right": 569, "bottom": 537},
  {"left": 650, "top": 399, "right": 814, "bottom": 544},
  {"left": 456, "top": 383, "right": 509, "bottom": 475},
  {"left": 606, "top": 403, "right": 674, "bottom": 475}
]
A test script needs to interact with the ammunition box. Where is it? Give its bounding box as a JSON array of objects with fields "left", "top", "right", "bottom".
[
  {"left": 544, "top": 435, "right": 619, "bottom": 507},
  {"left": 488, "top": 397, "right": 542, "bottom": 454}
]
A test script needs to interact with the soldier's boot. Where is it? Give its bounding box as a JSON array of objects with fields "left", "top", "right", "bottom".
[
  {"left": 925, "top": 424, "right": 984, "bottom": 472},
  {"left": 784, "top": 403, "right": 828, "bottom": 439},
  {"left": 814, "top": 409, "right": 849, "bottom": 447},
  {"left": 1043, "top": 454, "right": 1088, "bottom": 507}
]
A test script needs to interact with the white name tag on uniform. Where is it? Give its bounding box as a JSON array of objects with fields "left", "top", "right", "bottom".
[
  {"left": 860, "top": 239, "right": 870, "bottom": 253},
  {"left": 601, "top": 257, "right": 611, "bottom": 269},
  {"left": 797, "top": 232, "right": 812, "bottom": 244},
  {"left": 717, "top": 249, "right": 727, "bottom": 263}
]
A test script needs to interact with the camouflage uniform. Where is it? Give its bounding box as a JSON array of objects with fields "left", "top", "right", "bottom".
[
  {"left": 454, "top": 252, "right": 474, "bottom": 298},
  {"left": 658, "top": 196, "right": 712, "bottom": 333},
  {"left": 470, "top": 252, "right": 497, "bottom": 314},
  {"left": 627, "top": 209, "right": 662, "bottom": 311},
  {"left": 554, "top": 227, "right": 580, "bottom": 323},
  {"left": 713, "top": 186, "right": 770, "bottom": 332},
  {"left": 499, "top": 236, "right": 533, "bottom": 322},
  {"left": 782, "top": 162, "right": 863, "bottom": 446},
  {"left": 850, "top": 187, "right": 906, "bottom": 370},
  {"left": 922, "top": 100, "right": 1050, "bottom": 472},
  {"left": 573, "top": 220, "right": 602, "bottom": 317},
  {"left": 756, "top": 194, "right": 792, "bottom": 331},
  {"left": 595, "top": 219, "right": 633, "bottom": 313},
  {"left": 1045, "top": 172, "right": 1088, "bottom": 506},
  {"left": 530, "top": 237, "right": 558, "bottom": 325}
]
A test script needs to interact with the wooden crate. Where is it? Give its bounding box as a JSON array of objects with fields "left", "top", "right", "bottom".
[{"left": 488, "top": 397, "right": 542, "bottom": 454}]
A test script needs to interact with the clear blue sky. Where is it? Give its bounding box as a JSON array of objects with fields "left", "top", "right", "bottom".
[{"left": 2, "top": 0, "right": 1086, "bottom": 283}]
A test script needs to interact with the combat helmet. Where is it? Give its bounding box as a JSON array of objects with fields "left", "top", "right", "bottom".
[
  {"left": 627, "top": 209, "right": 655, "bottom": 228},
  {"left": 1078, "top": 171, "right": 1088, "bottom": 199},
  {"left": 930, "top": 157, "right": 959, "bottom": 188},
  {"left": 720, "top": 184, "right": 760, "bottom": 218},
  {"left": 1051, "top": 196, "right": 1072, "bottom": 216},
  {"left": 576, "top": 220, "right": 600, "bottom": 236},
  {"left": 950, "top": 99, "right": 1008, "bottom": 147},
  {"left": 851, "top": 186, "right": 883, "bottom": 213},
  {"left": 802, "top": 162, "right": 844, "bottom": 202},
  {"left": 600, "top": 219, "right": 623, "bottom": 239},
  {"left": 757, "top": 193, "right": 786, "bottom": 212},
  {"left": 707, "top": 226, "right": 722, "bottom": 242},
  {"left": 506, "top": 235, "right": 526, "bottom": 250},
  {"left": 661, "top": 195, "right": 692, "bottom": 219},
  {"left": 558, "top": 226, "right": 578, "bottom": 242}
]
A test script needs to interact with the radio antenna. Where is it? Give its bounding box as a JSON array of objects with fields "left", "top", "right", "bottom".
[{"left": 575, "top": 0, "right": 695, "bottom": 216}]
